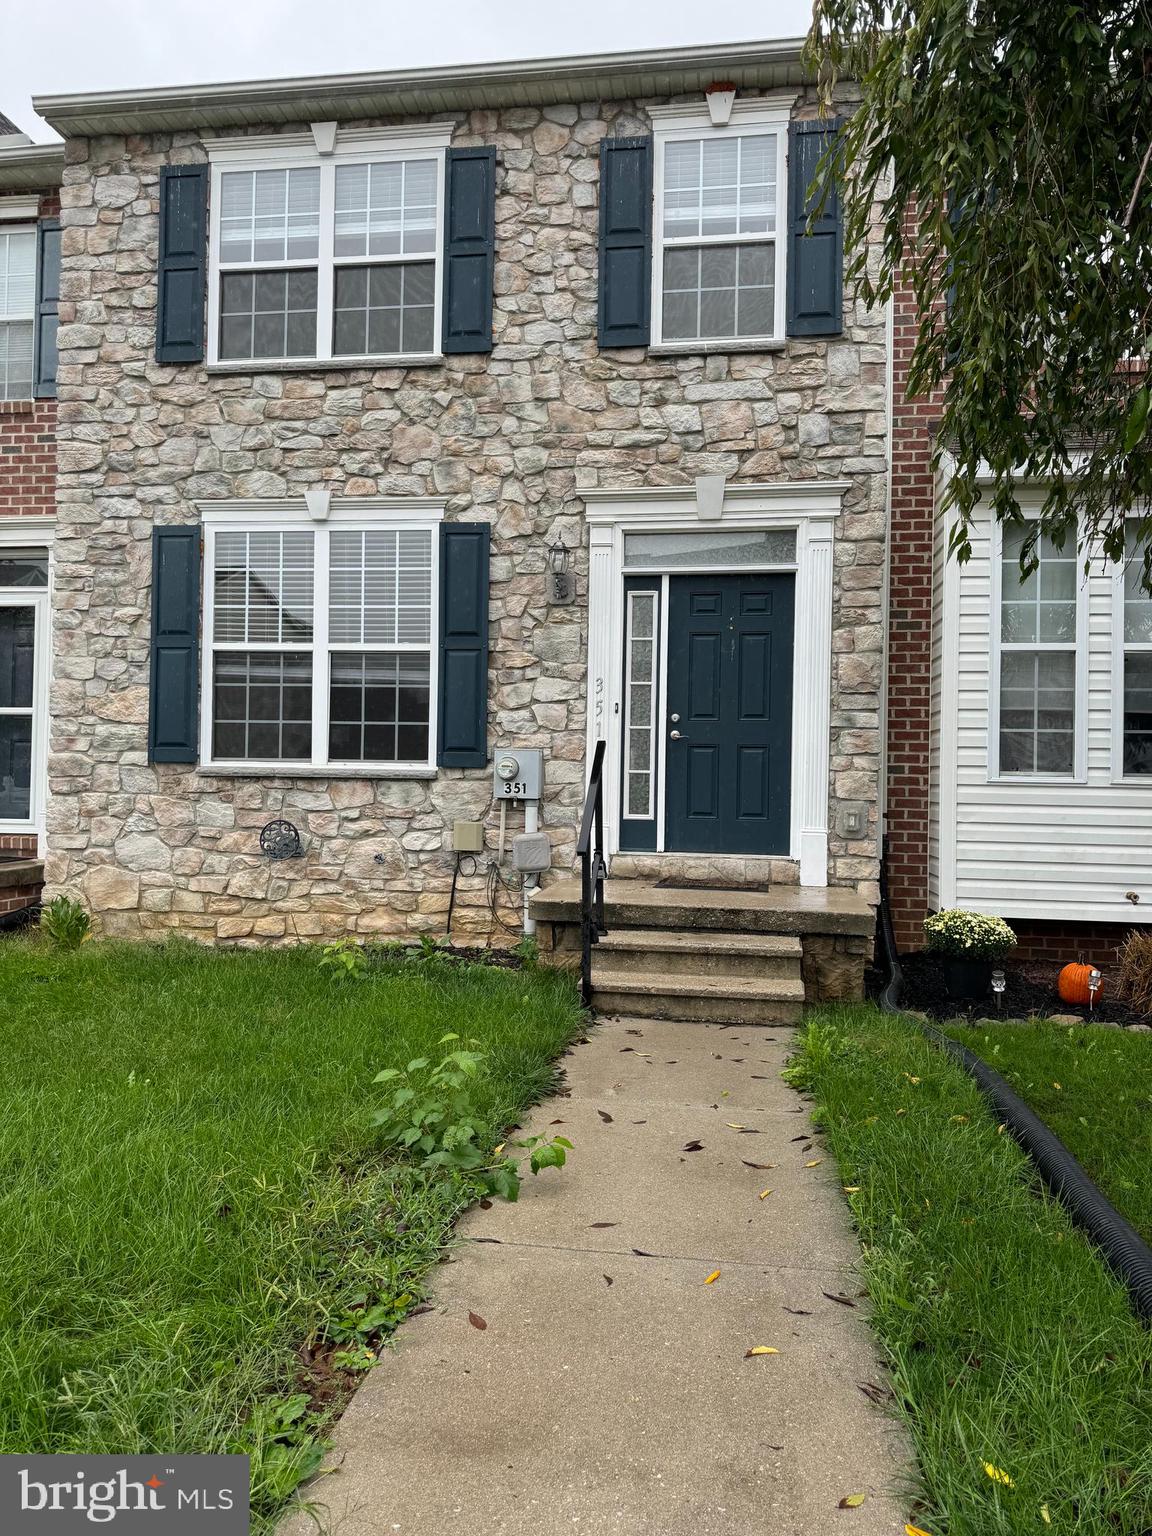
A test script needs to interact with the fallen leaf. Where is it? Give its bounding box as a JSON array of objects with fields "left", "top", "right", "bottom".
[
  {"left": 704, "top": 1269, "right": 721, "bottom": 1285},
  {"left": 549, "top": 1119, "right": 566, "bottom": 1125},
  {"left": 602, "top": 1274, "right": 613, "bottom": 1287},
  {"left": 790, "top": 1134, "right": 809, "bottom": 1143},
  {"left": 950, "top": 1115, "right": 969, "bottom": 1125},
  {"left": 632, "top": 1248, "right": 655, "bottom": 1257},
  {"left": 839, "top": 1494, "right": 867, "bottom": 1509},
  {"left": 725, "top": 1122, "right": 746, "bottom": 1129},
  {"left": 597, "top": 1110, "right": 614, "bottom": 1124},
  {"left": 905, "top": 1527, "right": 934, "bottom": 1536},
  {"left": 683, "top": 1140, "right": 705, "bottom": 1152},
  {"left": 843, "top": 1185, "right": 861, "bottom": 1194},
  {"left": 805, "top": 1159, "right": 823, "bottom": 1168},
  {"left": 895, "top": 1109, "right": 907, "bottom": 1117},
  {"left": 783, "top": 1306, "right": 812, "bottom": 1315},
  {"left": 742, "top": 1160, "right": 775, "bottom": 1170},
  {"left": 903, "top": 1073, "right": 921, "bottom": 1085},
  {"left": 619, "top": 1047, "right": 635, "bottom": 1053},
  {"left": 473, "top": 1237, "right": 502, "bottom": 1245},
  {"left": 744, "top": 1346, "right": 779, "bottom": 1357},
  {"left": 823, "top": 1292, "right": 857, "bottom": 1308},
  {"left": 589, "top": 1221, "right": 617, "bottom": 1229},
  {"left": 758, "top": 1188, "right": 773, "bottom": 1200},
  {"left": 1053, "top": 1081, "right": 1062, "bottom": 1091},
  {"left": 468, "top": 1311, "right": 487, "bottom": 1331},
  {"left": 478, "top": 1198, "right": 493, "bottom": 1210},
  {"left": 982, "top": 1463, "right": 1014, "bottom": 1488},
  {"left": 997, "top": 1123, "right": 1007, "bottom": 1134},
  {"left": 858, "top": 1382, "right": 891, "bottom": 1405},
  {"left": 492, "top": 1143, "right": 505, "bottom": 1156},
  {"left": 625, "top": 1027, "right": 643, "bottom": 1035},
  {"left": 632, "top": 1119, "right": 647, "bottom": 1125},
  {"left": 1040, "top": 1505, "right": 1051, "bottom": 1525}
]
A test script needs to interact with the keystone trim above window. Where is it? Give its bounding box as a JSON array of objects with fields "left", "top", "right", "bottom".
[
  {"left": 206, "top": 125, "right": 454, "bottom": 369},
  {"left": 649, "top": 100, "right": 789, "bottom": 349},
  {"left": 198, "top": 500, "right": 444, "bottom": 774}
]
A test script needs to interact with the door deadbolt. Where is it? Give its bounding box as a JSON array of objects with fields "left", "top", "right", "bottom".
[{"left": 670, "top": 712, "right": 680, "bottom": 722}]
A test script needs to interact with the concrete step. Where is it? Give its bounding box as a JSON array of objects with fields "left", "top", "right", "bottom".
[
  {"left": 532, "top": 876, "right": 875, "bottom": 939},
  {"left": 593, "top": 927, "right": 802, "bottom": 980},
  {"left": 590, "top": 968, "right": 805, "bottom": 1025}
]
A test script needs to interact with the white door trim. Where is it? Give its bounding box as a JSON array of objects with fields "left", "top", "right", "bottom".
[
  {"left": 584, "top": 481, "right": 844, "bottom": 886},
  {"left": 0, "top": 521, "right": 55, "bottom": 840}
]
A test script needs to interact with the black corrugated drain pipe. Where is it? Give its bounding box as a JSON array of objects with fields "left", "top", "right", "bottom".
[{"left": 877, "top": 851, "right": 1152, "bottom": 1324}]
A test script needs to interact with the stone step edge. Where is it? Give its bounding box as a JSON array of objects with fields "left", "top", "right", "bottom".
[
  {"left": 590, "top": 970, "right": 806, "bottom": 1002},
  {"left": 595, "top": 929, "right": 802, "bottom": 957}
]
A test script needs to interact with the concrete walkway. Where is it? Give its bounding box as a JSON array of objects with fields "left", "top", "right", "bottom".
[{"left": 282, "top": 1017, "right": 911, "bottom": 1536}]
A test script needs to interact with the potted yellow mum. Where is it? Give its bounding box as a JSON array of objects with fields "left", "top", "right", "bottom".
[{"left": 923, "top": 909, "right": 1017, "bottom": 1000}]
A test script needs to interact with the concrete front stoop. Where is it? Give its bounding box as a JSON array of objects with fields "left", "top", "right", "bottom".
[
  {"left": 278, "top": 1016, "right": 911, "bottom": 1536},
  {"left": 531, "top": 879, "right": 876, "bottom": 1022}
]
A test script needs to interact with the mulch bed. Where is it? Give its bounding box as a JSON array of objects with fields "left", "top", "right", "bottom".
[{"left": 897, "top": 951, "right": 1150, "bottom": 1028}]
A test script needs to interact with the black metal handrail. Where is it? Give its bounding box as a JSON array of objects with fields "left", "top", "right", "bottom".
[{"left": 576, "top": 739, "right": 608, "bottom": 1007}]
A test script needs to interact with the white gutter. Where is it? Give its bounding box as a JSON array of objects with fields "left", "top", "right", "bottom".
[{"left": 34, "top": 37, "right": 810, "bottom": 136}]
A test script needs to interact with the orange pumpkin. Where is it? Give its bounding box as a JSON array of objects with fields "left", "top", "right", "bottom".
[{"left": 1058, "top": 961, "right": 1103, "bottom": 1006}]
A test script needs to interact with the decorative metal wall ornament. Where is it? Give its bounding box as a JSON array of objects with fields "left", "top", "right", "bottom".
[{"left": 259, "top": 819, "right": 304, "bottom": 860}]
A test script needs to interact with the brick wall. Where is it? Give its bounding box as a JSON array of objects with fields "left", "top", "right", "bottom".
[
  {"left": 885, "top": 244, "right": 944, "bottom": 951},
  {"left": 0, "top": 399, "right": 57, "bottom": 518}
]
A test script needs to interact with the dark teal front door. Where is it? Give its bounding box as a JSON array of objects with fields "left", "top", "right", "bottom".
[{"left": 664, "top": 573, "right": 794, "bottom": 855}]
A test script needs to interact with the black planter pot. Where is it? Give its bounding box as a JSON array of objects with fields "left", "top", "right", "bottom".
[{"left": 940, "top": 956, "right": 993, "bottom": 999}]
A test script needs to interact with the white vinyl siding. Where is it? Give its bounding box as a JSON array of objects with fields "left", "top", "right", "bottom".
[{"left": 932, "top": 496, "right": 1152, "bottom": 923}]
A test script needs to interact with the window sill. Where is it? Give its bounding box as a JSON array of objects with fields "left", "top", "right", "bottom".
[
  {"left": 648, "top": 339, "right": 788, "bottom": 358},
  {"left": 206, "top": 355, "right": 444, "bottom": 375},
  {"left": 197, "top": 764, "right": 438, "bottom": 780}
]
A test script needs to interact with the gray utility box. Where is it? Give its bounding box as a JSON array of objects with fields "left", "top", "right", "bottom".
[
  {"left": 493, "top": 747, "right": 543, "bottom": 801},
  {"left": 513, "top": 832, "right": 552, "bottom": 873}
]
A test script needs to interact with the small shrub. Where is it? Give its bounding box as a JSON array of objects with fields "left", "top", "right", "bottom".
[
  {"left": 512, "top": 933, "right": 539, "bottom": 968},
  {"left": 371, "top": 1034, "right": 571, "bottom": 1202},
  {"left": 1116, "top": 930, "right": 1152, "bottom": 1014},
  {"left": 39, "top": 896, "right": 91, "bottom": 951},
  {"left": 318, "top": 937, "right": 367, "bottom": 981},
  {"left": 923, "top": 908, "right": 1016, "bottom": 961}
]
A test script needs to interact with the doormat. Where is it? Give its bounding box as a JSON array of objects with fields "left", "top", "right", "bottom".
[{"left": 654, "top": 878, "right": 778, "bottom": 892}]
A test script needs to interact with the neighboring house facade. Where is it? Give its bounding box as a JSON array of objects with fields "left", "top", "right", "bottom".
[
  {"left": 0, "top": 116, "right": 62, "bottom": 923},
  {"left": 886, "top": 262, "right": 1152, "bottom": 963},
  {"left": 18, "top": 40, "right": 889, "bottom": 950}
]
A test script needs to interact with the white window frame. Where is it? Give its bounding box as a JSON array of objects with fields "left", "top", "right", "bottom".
[
  {"left": 0, "top": 223, "right": 37, "bottom": 402},
  {"left": 1111, "top": 518, "right": 1152, "bottom": 782},
  {"left": 649, "top": 98, "right": 790, "bottom": 352},
  {"left": 206, "top": 124, "right": 452, "bottom": 371},
  {"left": 0, "top": 519, "right": 54, "bottom": 834},
  {"left": 198, "top": 498, "right": 445, "bottom": 776},
  {"left": 987, "top": 513, "right": 1088, "bottom": 783}
]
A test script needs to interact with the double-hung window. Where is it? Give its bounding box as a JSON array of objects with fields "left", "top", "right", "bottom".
[
  {"left": 202, "top": 510, "right": 438, "bottom": 771},
  {"left": 208, "top": 125, "right": 449, "bottom": 367},
  {"left": 1119, "top": 524, "right": 1152, "bottom": 776},
  {"left": 651, "top": 103, "right": 788, "bottom": 348},
  {"left": 0, "top": 226, "right": 35, "bottom": 400},
  {"left": 996, "top": 523, "right": 1080, "bottom": 776}
]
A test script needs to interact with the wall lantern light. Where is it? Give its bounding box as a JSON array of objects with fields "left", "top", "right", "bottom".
[{"left": 548, "top": 541, "right": 575, "bottom": 605}]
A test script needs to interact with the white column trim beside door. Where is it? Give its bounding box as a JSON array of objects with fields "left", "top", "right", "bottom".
[
  {"left": 583, "top": 482, "right": 843, "bottom": 885},
  {"left": 793, "top": 516, "right": 835, "bottom": 885}
]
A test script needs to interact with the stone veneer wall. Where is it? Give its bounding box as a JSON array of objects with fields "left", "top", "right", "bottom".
[{"left": 46, "top": 90, "right": 888, "bottom": 943}]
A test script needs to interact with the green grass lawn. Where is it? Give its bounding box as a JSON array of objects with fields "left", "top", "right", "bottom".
[
  {"left": 0, "top": 936, "right": 582, "bottom": 1524},
  {"left": 944, "top": 1019, "right": 1152, "bottom": 1245},
  {"left": 789, "top": 1005, "right": 1152, "bottom": 1536}
]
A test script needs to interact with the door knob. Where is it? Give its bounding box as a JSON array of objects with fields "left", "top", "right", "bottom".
[{"left": 669, "top": 729, "right": 683, "bottom": 740}]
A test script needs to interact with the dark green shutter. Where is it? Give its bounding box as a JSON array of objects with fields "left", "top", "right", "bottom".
[
  {"left": 437, "top": 523, "right": 489, "bottom": 768},
  {"left": 597, "top": 136, "right": 652, "bottom": 348},
  {"left": 149, "top": 526, "right": 201, "bottom": 764},
  {"left": 786, "top": 118, "right": 844, "bottom": 338},
  {"left": 441, "top": 147, "right": 496, "bottom": 354},
  {"left": 156, "top": 164, "right": 208, "bottom": 364},
  {"left": 33, "top": 218, "right": 60, "bottom": 399}
]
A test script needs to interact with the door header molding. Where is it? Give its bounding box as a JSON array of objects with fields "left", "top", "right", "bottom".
[{"left": 582, "top": 479, "right": 848, "bottom": 527}]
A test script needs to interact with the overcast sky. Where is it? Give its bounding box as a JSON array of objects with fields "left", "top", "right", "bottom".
[{"left": 2, "top": 0, "right": 815, "bottom": 141}]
